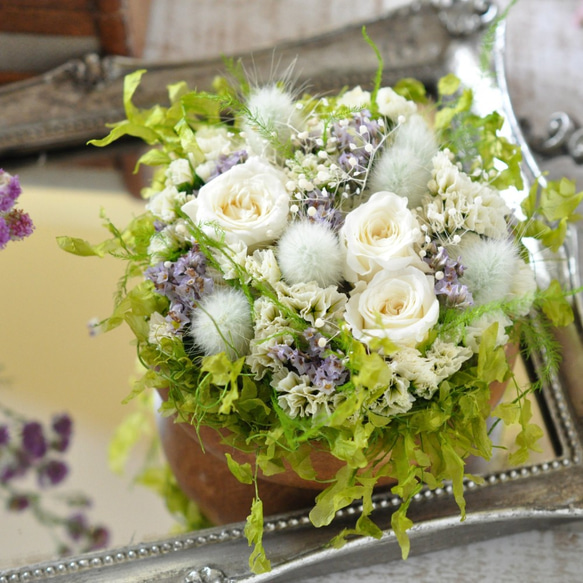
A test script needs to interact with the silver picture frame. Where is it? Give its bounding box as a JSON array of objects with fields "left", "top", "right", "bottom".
[{"left": 1, "top": 1, "right": 582, "bottom": 581}]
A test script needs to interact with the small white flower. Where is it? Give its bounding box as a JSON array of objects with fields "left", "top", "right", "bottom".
[
  {"left": 213, "top": 239, "right": 248, "bottom": 281},
  {"left": 464, "top": 311, "right": 512, "bottom": 353},
  {"left": 182, "top": 157, "right": 290, "bottom": 248},
  {"left": 246, "top": 298, "right": 294, "bottom": 380},
  {"left": 148, "top": 312, "right": 174, "bottom": 345},
  {"left": 277, "top": 221, "right": 344, "bottom": 287},
  {"left": 166, "top": 158, "right": 193, "bottom": 187},
  {"left": 340, "top": 191, "right": 425, "bottom": 282},
  {"left": 245, "top": 248, "right": 282, "bottom": 286},
  {"left": 425, "top": 151, "right": 510, "bottom": 239},
  {"left": 345, "top": 267, "right": 439, "bottom": 348},
  {"left": 190, "top": 287, "right": 253, "bottom": 360},
  {"left": 146, "top": 185, "right": 188, "bottom": 223},
  {"left": 337, "top": 86, "right": 371, "bottom": 109},
  {"left": 375, "top": 87, "right": 417, "bottom": 121},
  {"left": 367, "top": 375, "right": 414, "bottom": 417},
  {"left": 275, "top": 371, "right": 338, "bottom": 418},
  {"left": 275, "top": 280, "right": 347, "bottom": 330}
]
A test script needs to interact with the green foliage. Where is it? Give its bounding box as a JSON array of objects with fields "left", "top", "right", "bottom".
[
  {"left": 244, "top": 498, "right": 271, "bottom": 574},
  {"left": 361, "top": 26, "right": 383, "bottom": 110},
  {"left": 392, "top": 77, "right": 428, "bottom": 103},
  {"left": 518, "top": 177, "right": 583, "bottom": 253}
]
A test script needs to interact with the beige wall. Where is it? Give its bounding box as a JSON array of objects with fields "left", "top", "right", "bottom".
[{"left": 0, "top": 177, "right": 174, "bottom": 566}]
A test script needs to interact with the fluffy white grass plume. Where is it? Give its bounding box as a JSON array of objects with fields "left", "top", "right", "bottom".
[
  {"left": 277, "top": 221, "right": 344, "bottom": 287},
  {"left": 454, "top": 235, "right": 524, "bottom": 306},
  {"left": 368, "top": 114, "right": 438, "bottom": 209},
  {"left": 243, "top": 85, "right": 304, "bottom": 159},
  {"left": 190, "top": 287, "right": 253, "bottom": 360}
]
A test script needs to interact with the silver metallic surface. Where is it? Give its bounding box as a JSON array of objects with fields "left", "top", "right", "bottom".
[{"left": 2, "top": 1, "right": 583, "bottom": 581}]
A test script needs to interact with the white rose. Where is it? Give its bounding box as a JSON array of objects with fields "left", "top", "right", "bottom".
[
  {"left": 345, "top": 267, "right": 439, "bottom": 348},
  {"left": 181, "top": 157, "right": 290, "bottom": 247},
  {"left": 340, "top": 191, "right": 425, "bottom": 282},
  {"left": 376, "top": 87, "right": 417, "bottom": 121},
  {"left": 337, "top": 86, "right": 371, "bottom": 109}
]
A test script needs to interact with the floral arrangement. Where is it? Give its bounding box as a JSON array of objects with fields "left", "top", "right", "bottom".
[
  {"left": 1, "top": 170, "right": 110, "bottom": 556},
  {"left": 58, "top": 48, "right": 581, "bottom": 572}
]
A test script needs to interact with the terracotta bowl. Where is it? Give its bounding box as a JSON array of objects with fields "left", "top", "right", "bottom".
[{"left": 156, "top": 343, "right": 517, "bottom": 523}]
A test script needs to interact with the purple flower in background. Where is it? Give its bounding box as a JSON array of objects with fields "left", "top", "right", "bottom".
[
  {"left": 0, "top": 424, "right": 9, "bottom": 447},
  {"left": 0, "top": 169, "right": 21, "bottom": 212},
  {"left": 38, "top": 459, "right": 69, "bottom": 487},
  {"left": 4, "top": 209, "right": 34, "bottom": 240},
  {"left": 0, "top": 169, "right": 34, "bottom": 249},
  {"left": 22, "top": 421, "right": 47, "bottom": 459},
  {"left": 7, "top": 494, "right": 31, "bottom": 512},
  {"left": 51, "top": 413, "right": 73, "bottom": 452},
  {"left": 66, "top": 513, "right": 88, "bottom": 541},
  {"left": 88, "top": 525, "right": 110, "bottom": 550}
]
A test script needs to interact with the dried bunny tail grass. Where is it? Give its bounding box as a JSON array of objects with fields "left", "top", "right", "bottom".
[
  {"left": 368, "top": 114, "right": 438, "bottom": 209},
  {"left": 190, "top": 287, "right": 253, "bottom": 360},
  {"left": 453, "top": 234, "right": 522, "bottom": 306},
  {"left": 277, "top": 220, "right": 344, "bottom": 287}
]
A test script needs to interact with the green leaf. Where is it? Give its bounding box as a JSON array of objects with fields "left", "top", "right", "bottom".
[
  {"left": 441, "top": 440, "right": 466, "bottom": 518},
  {"left": 108, "top": 410, "right": 151, "bottom": 475},
  {"left": 225, "top": 453, "right": 254, "bottom": 484},
  {"left": 391, "top": 504, "right": 414, "bottom": 560},
  {"left": 492, "top": 401, "right": 520, "bottom": 425},
  {"left": 135, "top": 149, "right": 172, "bottom": 169},
  {"left": 309, "top": 465, "right": 358, "bottom": 527},
  {"left": 123, "top": 69, "right": 147, "bottom": 120},
  {"left": 438, "top": 73, "right": 461, "bottom": 96},
  {"left": 540, "top": 217, "right": 567, "bottom": 253},
  {"left": 540, "top": 178, "right": 583, "bottom": 222},
  {"left": 56, "top": 236, "right": 105, "bottom": 257},
  {"left": 521, "top": 180, "right": 539, "bottom": 218},
  {"left": 88, "top": 121, "right": 160, "bottom": 148},
  {"left": 540, "top": 279, "right": 574, "bottom": 327},
  {"left": 393, "top": 77, "right": 427, "bottom": 102},
  {"left": 244, "top": 498, "right": 271, "bottom": 574},
  {"left": 508, "top": 398, "right": 544, "bottom": 466},
  {"left": 477, "top": 323, "right": 509, "bottom": 385}
]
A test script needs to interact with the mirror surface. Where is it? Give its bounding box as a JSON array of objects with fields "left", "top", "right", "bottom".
[{"left": 1, "top": 0, "right": 583, "bottom": 574}]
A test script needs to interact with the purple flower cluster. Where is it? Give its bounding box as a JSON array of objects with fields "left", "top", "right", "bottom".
[
  {"left": 64, "top": 512, "right": 110, "bottom": 553},
  {"left": 423, "top": 242, "right": 474, "bottom": 308},
  {"left": 299, "top": 188, "right": 344, "bottom": 231},
  {"left": 330, "top": 110, "right": 384, "bottom": 180},
  {"left": 0, "top": 169, "right": 34, "bottom": 250},
  {"left": 1, "top": 409, "right": 110, "bottom": 555},
  {"left": 269, "top": 328, "right": 348, "bottom": 393},
  {"left": 1, "top": 413, "right": 73, "bottom": 488},
  {"left": 145, "top": 245, "right": 213, "bottom": 333},
  {"left": 207, "top": 149, "right": 248, "bottom": 182}
]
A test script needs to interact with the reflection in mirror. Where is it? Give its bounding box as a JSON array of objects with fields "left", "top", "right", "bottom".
[
  {"left": 0, "top": 152, "right": 175, "bottom": 567},
  {"left": 1, "top": 0, "right": 583, "bottom": 579}
]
